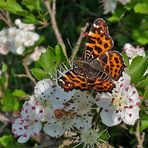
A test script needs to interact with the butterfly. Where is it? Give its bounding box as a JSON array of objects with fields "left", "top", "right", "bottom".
[{"left": 58, "top": 18, "right": 125, "bottom": 92}]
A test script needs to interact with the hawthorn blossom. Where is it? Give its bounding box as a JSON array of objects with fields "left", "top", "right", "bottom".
[
  {"left": 34, "top": 79, "right": 74, "bottom": 109},
  {"left": 27, "top": 46, "right": 46, "bottom": 64},
  {"left": 96, "top": 73, "right": 140, "bottom": 126},
  {"left": 123, "top": 43, "right": 146, "bottom": 59},
  {"left": 15, "top": 19, "right": 35, "bottom": 31},
  {"left": 0, "top": 19, "right": 39, "bottom": 55},
  {"left": 66, "top": 91, "right": 95, "bottom": 116},
  {"left": 101, "top": 0, "right": 131, "bottom": 14},
  {"left": 12, "top": 100, "right": 44, "bottom": 143},
  {"left": 43, "top": 107, "right": 92, "bottom": 138}
]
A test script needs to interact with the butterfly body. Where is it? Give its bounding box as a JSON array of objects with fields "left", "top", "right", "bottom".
[{"left": 58, "top": 18, "right": 125, "bottom": 92}]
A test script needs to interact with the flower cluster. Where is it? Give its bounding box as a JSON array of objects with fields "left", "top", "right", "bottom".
[
  {"left": 0, "top": 19, "right": 39, "bottom": 55},
  {"left": 12, "top": 42, "right": 145, "bottom": 146},
  {"left": 12, "top": 73, "right": 141, "bottom": 146}
]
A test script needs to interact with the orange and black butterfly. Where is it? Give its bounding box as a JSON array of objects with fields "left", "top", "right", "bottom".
[{"left": 58, "top": 18, "right": 125, "bottom": 92}]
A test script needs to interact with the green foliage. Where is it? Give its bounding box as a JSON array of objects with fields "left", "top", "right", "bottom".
[
  {"left": 125, "top": 56, "right": 148, "bottom": 84},
  {"left": 0, "top": 135, "right": 22, "bottom": 148},
  {"left": 1, "top": 90, "right": 20, "bottom": 112},
  {"left": 31, "top": 44, "right": 68, "bottom": 80}
]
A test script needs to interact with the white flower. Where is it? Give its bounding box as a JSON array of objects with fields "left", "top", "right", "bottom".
[
  {"left": 101, "top": 0, "right": 117, "bottom": 14},
  {"left": 43, "top": 107, "right": 91, "bottom": 138},
  {"left": 12, "top": 100, "right": 43, "bottom": 143},
  {"left": 0, "top": 42, "right": 10, "bottom": 55},
  {"left": 118, "top": 0, "right": 131, "bottom": 5},
  {"left": 34, "top": 79, "right": 74, "bottom": 108},
  {"left": 15, "top": 19, "right": 35, "bottom": 31},
  {"left": 27, "top": 46, "right": 46, "bottom": 64},
  {"left": 22, "top": 31, "right": 39, "bottom": 47},
  {"left": 123, "top": 43, "right": 146, "bottom": 59},
  {"left": 78, "top": 128, "right": 100, "bottom": 148},
  {"left": 68, "top": 91, "right": 95, "bottom": 116},
  {"left": 96, "top": 74, "right": 140, "bottom": 126}
]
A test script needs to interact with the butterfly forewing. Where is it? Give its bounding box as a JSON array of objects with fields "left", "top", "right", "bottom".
[{"left": 84, "top": 18, "right": 114, "bottom": 61}]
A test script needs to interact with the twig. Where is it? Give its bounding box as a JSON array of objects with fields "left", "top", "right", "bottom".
[
  {"left": 71, "top": 22, "right": 89, "bottom": 60},
  {"left": 44, "top": 0, "right": 68, "bottom": 60},
  {"left": 23, "top": 58, "right": 36, "bottom": 85},
  {"left": 135, "top": 120, "right": 145, "bottom": 148},
  {"left": 0, "top": 10, "right": 13, "bottom": 27}
]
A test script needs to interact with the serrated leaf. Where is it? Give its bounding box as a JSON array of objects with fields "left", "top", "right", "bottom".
[
  {"left": 12, "top": 89, "right": 26, "bottom": 97},
  {"left": 31, "top": 68, "right": 48, "bottom": 80},
  {"left": 39, "top": 47, "right": 56, "bottom": 75},
  {"left": 125, "top": 56, "right": 148, "bottom": 83},
  {"left": 55, "top": 44, "right": 69, "bottom": 67}
]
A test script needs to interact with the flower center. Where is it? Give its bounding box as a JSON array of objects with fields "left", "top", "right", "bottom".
[{"left": 112, "top": 92, "right": 127, "bottom": 111}]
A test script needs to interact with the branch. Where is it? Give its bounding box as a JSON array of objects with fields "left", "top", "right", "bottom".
[
  {"left": 135, "top": 120, "right": 145, "bottom": 148},
  {"left": 23, "top": 58, "right": 36, "bottom": 85},
  {"left": 71, "top": 22, "right": 89, "bottom": 60},
  {"left": 44, "top": 0, "right": 68, "bottom": 60},
  {"left": 0, "top": 10, "right": 13, "bottom": 27}
]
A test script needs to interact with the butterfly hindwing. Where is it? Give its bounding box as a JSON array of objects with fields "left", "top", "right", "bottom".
[
  {"left": 90, "top": 78, "right": 115, "bottom": 93},
  {"left": 58, "top": 69, "right": 89, "bottom": 92},
  {"left": 98, "top": 50, "right": 125, "bottom": 81},
  {"left": 85, "top": 18, "right": 114, "bottom": 61}
]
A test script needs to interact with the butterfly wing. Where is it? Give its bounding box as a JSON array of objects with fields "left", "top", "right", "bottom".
[
  {"left": 84, "top": 18, "right": 114, "bottom": 61},
  {"left": 90, "top": 78, "right": 115, "bottom": 93},
  {"left": 97, "top": 50, "right": 125, "bottom": 81},
  {"left": 58, "top": 69, "right": 89, "bottom": 92}
]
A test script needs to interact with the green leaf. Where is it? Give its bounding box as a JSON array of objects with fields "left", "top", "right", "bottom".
[
  {"left": 108, "top": 6, "right": 126, "bottom": 22},
  {"left": 121, "top": 52, "right": 129, "bottom": 67},
  {"left": 140, "top": 119, "right": 148, "bottom": 131},
  {"left": 4, "top": 0, "right": 27, "bottom": 15},
  {"left": 0, "top": 135, "right": 21, "bottom": 148},
  {"left": 134, "top": 0, "right": 148, "bottom": 14},
  {"left": 1, "top": 90, "right": 20, "bottom": 112},
  {"left": 143, "top": 87, "right": 148, "bottom": 99},
  {"left": 39, "top": 47, "right": 56, "bottom": 76},
  {"left": 31, "top": 68, "right": 48, "bottom": 80},
  {"left": 125, "top": 56, "right": 148, "bottom": 83},
  {"left": 136, "top": 77, "right": 148, "bottom": 88},
  {"left": 0, "top": 0, "right": 6, "bottom": 7},
  {"left": 12, "top": 89, "right": 26, "bottom": 97},
  {"left": 132, "top": 29, "right": 148, "bottom": 45},
  {"left": 55, "top": 44, "right": 69, "bottom": 67}
]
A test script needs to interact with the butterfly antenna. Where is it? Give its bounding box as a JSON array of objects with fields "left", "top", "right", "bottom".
[{"left": 67, "top": 38, "right": 73, "bottom": 51}]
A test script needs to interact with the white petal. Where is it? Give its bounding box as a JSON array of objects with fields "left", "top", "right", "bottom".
[
  {"left": 54, "top": 85, "right": 74, "bottom": 102},
  {"left": 43, "top": 122, "right": 64, "bottom": 137},
  {"left": 34, "top": 79, "right": 53, "bottom": 100},
  {"left": 100, "top": 107, "right": 122, "bottom": 126},
  {"left": 17, "top": 133, "right": 31, "bottom": 143},
  {"left": 95, "top": 93, "right": 112, "bottom": 107},
  {"left": 122, "top": 106, "right": 140, "bottom": 125},
  {"left": 32, "top": 122, "right": 42, "bottom": 133}
]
